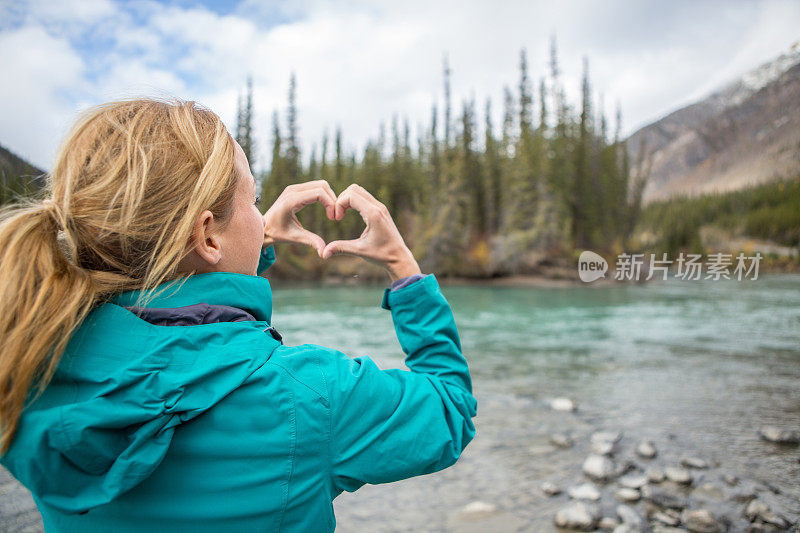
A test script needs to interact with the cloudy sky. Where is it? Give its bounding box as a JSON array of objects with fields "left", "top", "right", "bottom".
[{"left": 1, "top": 0, "right": 798, "bottom": 173}]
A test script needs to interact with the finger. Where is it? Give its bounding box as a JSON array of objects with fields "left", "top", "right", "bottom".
[
  {"left": 293, "top": 228, "right": 326, "bottom": 256},
  {"left": 322, "top": 238, "right": 363, "bottom": 260},
  {"left": 310, "top": 180, "right": 338, "bottom": 220},
  {"left": 349, "top": 183, "right": 381, "bottom": 204},
  {"left": 288, "top": 184, "right": 337, "bottom": 216},
  {"left": 334, "top": 185, "right": 381, "bottom": 221},
  {"left": 282, "top": 180, "right": 337, "bottom": 217},
  {"left": 288, "top": 179, "right": 336, "bottom": 199}
]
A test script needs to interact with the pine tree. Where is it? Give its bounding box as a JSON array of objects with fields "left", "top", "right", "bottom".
[
  {"left": 263, "top": 110, "right": 286, "bottom": 208},
  {"left": 235, "top": 76, "right": 255, "bottom": 170},
  {"left": 286, "top": 72, "right": 301, "bottom": 184},
  {"left": 507, "top": 49, "right": 539, "bottom": 233},
  {"left": 484, "top": 97, "right": 503, "bottom": 235},
  {"left": 429, "top": 103, "right": 441, "bottom": 209},
  {"left": 518, "top": 49, "right": 533, "bottom": 135},
  {"left": 443, "top": 54, "right": 452, "bottom": 149},
  {"left": 572, "top": 55, "right": 593, "bottom": 249}
]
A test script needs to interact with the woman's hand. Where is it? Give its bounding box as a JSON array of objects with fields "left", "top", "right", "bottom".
[
  {"left": 321, "top": 184, "right": 421, "bottom": 282},
  {"left": 262, "top": 180, "right": 337, "bottom": 257}
]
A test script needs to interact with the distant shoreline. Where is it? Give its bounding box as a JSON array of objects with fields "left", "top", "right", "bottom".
[{"left": 271, "top": 267, "right": 799, "bottom": 289}]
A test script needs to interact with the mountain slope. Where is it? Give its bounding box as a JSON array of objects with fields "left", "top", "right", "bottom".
[
  {"left": 627, "top": 43, "right": 800, "bottom": 203},
  {"left": 0, "top": 144, "right": 46, "bottom": 197}
]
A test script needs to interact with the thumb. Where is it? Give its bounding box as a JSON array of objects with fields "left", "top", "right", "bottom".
[
  {"left": 322, "top": 239, "right": 360, "bottom": 259},
  {"left": 296, "top": 229, "right": 326, "bottom": 257}
]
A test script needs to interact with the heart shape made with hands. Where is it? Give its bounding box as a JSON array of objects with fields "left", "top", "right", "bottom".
[{"left": 262, "top": 182, "right": 382, "bottom": 262}]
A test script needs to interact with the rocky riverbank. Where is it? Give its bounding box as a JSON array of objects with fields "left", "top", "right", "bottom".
[{"left": 448, "top": 396, "right": 799, "bottom": 533}]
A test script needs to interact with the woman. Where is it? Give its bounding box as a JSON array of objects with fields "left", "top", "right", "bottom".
[{"left": 0, "top": 98, "right": 477, "bottom": 531}]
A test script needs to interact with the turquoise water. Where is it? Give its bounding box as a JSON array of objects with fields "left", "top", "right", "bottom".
[{"left": 271, "top": 274, "right": 800, "bottom": 530}]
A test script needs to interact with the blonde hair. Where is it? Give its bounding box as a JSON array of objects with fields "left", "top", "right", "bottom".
[{"left": 0, "top": 98, "right": 239, "bottom": 455}]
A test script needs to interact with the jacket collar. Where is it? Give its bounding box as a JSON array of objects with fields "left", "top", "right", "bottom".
[
  {"left": 109, "top": 271, "right": 273, "bottom": 325},
  {"left": 122, "top": 303, "right": 257, "bottom": 326}
]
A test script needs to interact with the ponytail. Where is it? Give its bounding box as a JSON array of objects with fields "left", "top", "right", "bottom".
[{"left": 0, "top": 199, "right": 96, "bottom": 456}]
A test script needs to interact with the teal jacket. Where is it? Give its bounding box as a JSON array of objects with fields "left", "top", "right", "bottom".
[{"left": 0, "top": 245, "right": 478, "bottom": 531}]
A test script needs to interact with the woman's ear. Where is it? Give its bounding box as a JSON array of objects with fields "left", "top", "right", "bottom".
[{"left": 191, "top": 210, "right": 223, "bottom": 265}]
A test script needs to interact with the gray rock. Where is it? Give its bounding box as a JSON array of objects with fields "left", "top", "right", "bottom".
[
  {"left": 554, "top": 501, "right": 600, "bottom": 531},
  {"left": 635, "top": 439, "right": 657, "bottom": 459},
  {"left": 568, "top": 482, "right": 601, "bottom": 501},
  {"left": 614, "top": 488, "right": 641, "bottom": 502},
  {"left": 550, "top": 433, "right": 575, "bottom": 449},
  {"left": 723, "top": 474, "right": 738, "bottom": 486},
  {"left": 598, "top": 516, "right": 620, "bottom": 530},
  {"left": 651, "top": 510, "right": 681, "bottom": 526},
  {"left": 583, "top": 454, "right": 617, "bottom": 481},
  {"left": 757, "top": 425, "right": 800, "bottom": 444},
  {"left": 541, "top": 481, "right": 562, "bottom": 496},
  {"left": 744, "top": 498, "right": 791, "bottom": 529},
  {"left": 681, "top": 509, "right": 724, "bottom": 533},
  {"left": 692, "top": 482, "right": 725, "bottom": 501},
  {"left": 616, "top": 504, "right": 643, "bottom": 527},
  {"left": 642, "top": 485, "right": 688, "bottom": 510},
  {"left": 744, "top": 499, "right": 769, "bottom": 521},
  {"left": 619, "top": 474, "right": 648, "bottom": 489},
  {"left": 758, "top": 510, "right": 791, "bottom": 529},
  {"left": 591, "top": 431, "right": 623, "bottom": 456},
  {"left": 647, "top": 469, "right": 666, "bottom": 483},
  {"left": 458, "top": 500, "right": 499, "bottom": 519},
  {"left": 664, "top": 466, "right": 692, "bottom": 485},
  {"left": 550, "top": 397, "right": 577, "bottom": 412},
  {"left": 651, "top": 527, "right": 684, "bottom": 533},
  {"left": 680, "top": 456, "right": 710, "bottom": 469}
]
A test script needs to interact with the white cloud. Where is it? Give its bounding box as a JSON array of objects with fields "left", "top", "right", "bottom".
[
  {"left": 0, "top": 0, "right": 798, "bottom": 174},
  {"left": 0, "top": 24, "right": 86, "bottom": 169}
]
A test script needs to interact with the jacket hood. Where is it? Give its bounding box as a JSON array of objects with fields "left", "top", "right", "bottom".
[{"left": 0, "top": 271, "right": 282, "bottom": 514}]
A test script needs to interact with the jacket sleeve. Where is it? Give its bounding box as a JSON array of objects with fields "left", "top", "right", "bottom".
[
  {"left": 257, "top": 244, "right": 277, "bottom": 275},
  {"left": 321, "top": 273, "right": 477, "bottom": 494}
]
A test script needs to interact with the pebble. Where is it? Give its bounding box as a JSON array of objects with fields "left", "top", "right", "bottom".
[
  {"left": 647, "top": 469, "right": 666, "bottom": 483},
  {"left": 598, "top": 516, "right": 620, "bottom": 530},
  {"left": 458, "top": 500, "right": 499, "bottom": 519},
  {"left": 618, "top": 474, "right": 648, "bottom": 489},
  {"left": 541, "top": 481, "right": 561, "bottom": 496},
  {"left": 554, "top": 501, "right": 600, "bottom": 531},
  {"left": 583, "top": 454, "right": 617, "bottom": 481},
  {"left": 757, "top": 426, "right": 799, "bottom": 444},
  {"left": 744, "top": 498, "right": 791, "bottom": 529},
  {"left": 680, "top": 456, "right": 709, "bottom": 469},
  {"left": 550, "top": 397, "right": 577, "bottom": 412},
  {"left": 614, "top": 488, "right": 641, "bottom": 502},
  {"left": 744, "top": 498, "right": 769, "bottom": 520},
  {"left": 568, "top": 482, "right": 601, "bottom": 501},
  {"left": 652, "top": 527, "right": 684, "bottom": 533},
  {"left": 642, "top": 485, "right": 688, "bottom": 510},
  {"left": 635, "top": 439, "right": 657, "bottom": 459},
  {"left": 651, "top": 510, "right": 681, "bottom": 526},
  {"left": 664, "top": 466, "right": 692, "bottom": 485},
  {"left": 723, "top": 474, "right": 738, "bottom": 486},
  {"left": 550, "top": 433, "right": 574, "bottom": 449},
  {"left": 692, "top": 482, "right": 725, "bottom": 501},
  {"left": 591, "top": 431, "right": 622, "bottom": 456},
  {"left": 681, "top": 508, "right": 724, "bottom": 533}
]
